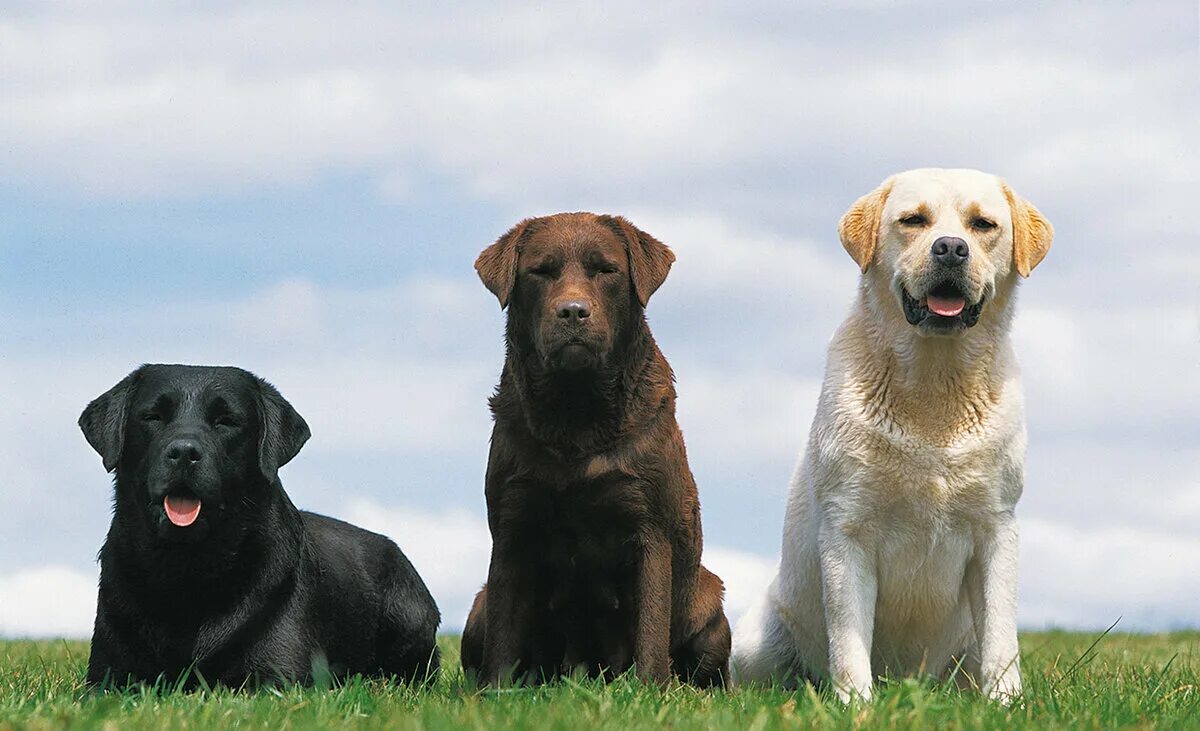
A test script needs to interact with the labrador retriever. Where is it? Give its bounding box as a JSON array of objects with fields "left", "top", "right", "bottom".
[
  {"left": 731, "top": 169, "right": 1053, "bottom": 702},
  {"left": 460, "top": 212, "right": 731, "bottom": 687},
  {"left": 80, "top": 364, "right": 441, "bottom": 688}
]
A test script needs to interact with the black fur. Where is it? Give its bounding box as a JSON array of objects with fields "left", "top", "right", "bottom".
[{"left": 80, "top": 364, "right": 440, "bottom": 689}]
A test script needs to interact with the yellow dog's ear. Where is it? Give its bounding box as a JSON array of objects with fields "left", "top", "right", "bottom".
[
  {"left": 475, "top": 218, "right": 536, "bottom": 308},
  {"left": 1001, "top": 181, "right": 1054, "bottom": 277},
  {"left": 838, "top": 178, "right": 894, "bottom": 272}
]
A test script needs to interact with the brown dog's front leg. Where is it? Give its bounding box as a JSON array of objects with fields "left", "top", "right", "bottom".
[
  {"left": 634, "top": 532, "right": 672, "bottom": 685},
  {"left": 481, "top": 540, "right": 532, "bottom": 685}
]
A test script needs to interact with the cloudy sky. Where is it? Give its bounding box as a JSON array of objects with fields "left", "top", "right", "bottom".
[{"left": 1, "top": 1, "right": 1197, "bottom": 638}]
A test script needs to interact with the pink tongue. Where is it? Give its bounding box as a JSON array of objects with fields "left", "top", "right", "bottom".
[
  {"left": 927, "top": 295, "right": 966, "bottom": 317},
  {"left": 164, "top": 496, "right": 202, "bottom": 527}
]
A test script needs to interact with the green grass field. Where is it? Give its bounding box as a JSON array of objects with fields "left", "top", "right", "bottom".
[{"left": 1, "top": 631, "right": 1197, "bottom": 729}]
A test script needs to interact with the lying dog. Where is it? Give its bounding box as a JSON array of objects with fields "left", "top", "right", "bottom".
[
  {"left": 731, "top": 169, "right": 1053, "bottom": 702},
  {"left": 460, "top": 213, "right": 730, "bottom": 686},
  {"left": 80, "top": 364, "right": 440, "bottom": 688}
]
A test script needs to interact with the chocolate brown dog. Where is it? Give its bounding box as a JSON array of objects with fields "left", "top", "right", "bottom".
[{"left": 460, "top": 212, "right": 730, "bottom": 687}]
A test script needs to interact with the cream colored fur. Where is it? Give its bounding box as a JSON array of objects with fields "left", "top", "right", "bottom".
[{"left": 731, "top": 168, "right": 1052, "bottom": 703}]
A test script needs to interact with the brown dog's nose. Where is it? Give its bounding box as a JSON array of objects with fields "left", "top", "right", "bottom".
[
  {"left": 555, "top": 300, "right": 592, "bottom": 321},
  {"left": 931, "top": 236, "right": 969, "bottom": 267}
]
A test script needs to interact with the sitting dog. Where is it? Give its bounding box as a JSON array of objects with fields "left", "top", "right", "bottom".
[
  {"left": 80, "top": 364, "right": 441, "bottom": 688},
  {"left": 460, "top": 213, "right": 731, "bottom": 687},
  {"left": 731, "top": 169, "right": 1053, "bottom": 702}
]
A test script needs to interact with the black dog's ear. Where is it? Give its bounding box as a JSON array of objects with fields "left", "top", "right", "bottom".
[
  {"left": 601, "top": 215, "right": 676, "bottom": 306},
  {"left": 475, "top": 218, "right": 536, "bottom": 309},
  {"left": 256, "top": 378, "right": 311, "bottom": 484},
  {"left": 79, "top": 367, "right": 145, "bottom": 473}
]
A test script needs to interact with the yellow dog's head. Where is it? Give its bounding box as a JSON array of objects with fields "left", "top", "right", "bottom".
[{"left": 840, "top": 168, "right": 1053, "bottom": 337}]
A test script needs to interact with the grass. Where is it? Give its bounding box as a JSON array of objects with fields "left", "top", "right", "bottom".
[{"left": 1, "top": 632, "right": 1197, "bottom": 729}]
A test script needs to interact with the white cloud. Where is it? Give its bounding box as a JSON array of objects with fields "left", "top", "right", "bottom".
[
  {"left": 0, "top": 566, "right": 97, "bottom": 638},
  {"left": 627, "top": 209, "right": 854, "bottom": 305},
  {"left": 1, "top": 1, "right": 1193, "bottom": 248},
  {"left": 676, "top": 368, "right": 821, "bottom": 463},
  {"left": 703, "top": 547, "right": 778, "bottom": 625},
  {"left": 1020, "top": 517, "right": 1200, "bottom": 630},
  {"left": 1022, "top": 440, "right": 1200, "bottom": 545},
  {"left": 1014, "top": 302, "right": 1200, "bottom": 434},
  {"left": 231, "top": 279, "right": 326, "bottom": 345}
]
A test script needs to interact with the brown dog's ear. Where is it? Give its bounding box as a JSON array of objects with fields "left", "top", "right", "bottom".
[
  {"left": 838, "top": 178, "right": 894, "bottom": 273},
  {"left": 1002, "top": 181, "right": 1054, "bottom": 277},
  {"left": 79, "top": 366, "right": 146, "bottom": 473},
  {"left": 475, "top": 219, "right": 536, "bottom": 308},
  {"left": 602, "top": 215, "right": 676, "bottom": 306}
]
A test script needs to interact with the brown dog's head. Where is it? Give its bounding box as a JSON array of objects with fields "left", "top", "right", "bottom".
[
  {"left": 476, "top": 212, "right": 674, "bottom": 373},
  {"left": 840, "top": 168, "right": 1053, "bottom": 337}
]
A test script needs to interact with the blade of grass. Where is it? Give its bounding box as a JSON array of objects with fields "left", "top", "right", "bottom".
[{"left": 1050, "top": 617, "right": 1121, "bottom": 693}]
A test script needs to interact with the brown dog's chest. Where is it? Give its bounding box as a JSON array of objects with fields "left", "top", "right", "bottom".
[
  {"left": 511, "top": 477, "right": 646, "bottom": 670},
  {"left": 525, "top": 476, "right": 645, "bottom": 552},
  {"left": 501, "top": 475, "right": 649, "bottom": 602}
]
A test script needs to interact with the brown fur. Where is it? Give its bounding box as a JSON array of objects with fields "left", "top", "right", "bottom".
[{"left": 461, "top": 212, "right": 730, "bottom": 687}]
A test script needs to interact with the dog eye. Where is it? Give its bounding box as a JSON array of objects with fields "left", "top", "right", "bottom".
[
  {"left": 594, "top": 264, "right": 619, "bottom": 275},
  {"left": 214, "top": 416, "right": 240, "bottom": 429},
  {"left": 971, "top": 217, "right": 998, "bottom": 231},
  {"left": 528, "top": 264, "right": 557, "bottom": 278},
  {"left": 140, "top": 412, "right": 161, "bottom": 423},
  {"left": 899, "top": 214, "right": 927, "bottom": 226}
]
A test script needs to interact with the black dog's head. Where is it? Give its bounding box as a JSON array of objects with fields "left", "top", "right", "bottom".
[
  {"left": 475, "top": 212, "right": 675, "bottom": 374},
  {"left": 79, "top": 365, "right": 310, "bottom": 543}
]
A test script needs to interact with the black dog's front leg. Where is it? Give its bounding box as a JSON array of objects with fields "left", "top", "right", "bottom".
[
  {"left": 86, "top": 611, "right": 157, "bottom": 689},
  {"left": 85, "top": 622, "right": 122, "bottom": 688}
]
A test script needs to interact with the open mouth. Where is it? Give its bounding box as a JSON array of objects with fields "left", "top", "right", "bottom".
[
  {"left": 163, "top": 493, "right": 202, "bottom": 527},
  {"left": 901, "top": 282, "right": 984, "bottom": 329}
]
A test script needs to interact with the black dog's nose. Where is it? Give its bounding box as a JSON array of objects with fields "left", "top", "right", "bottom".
[
  {"left": 931, "top": 236, "right": 969, "bottom": 267},
  {"left": 165, "top": 439, "right": 202, "bottom": 464},
  {"left": 555, "top": 300, "right": 592, "bottom": 320}
]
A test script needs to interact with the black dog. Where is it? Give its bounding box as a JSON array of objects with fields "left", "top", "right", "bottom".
[{"left": 79, "top": 364, "right": 440, "bottom": 688}]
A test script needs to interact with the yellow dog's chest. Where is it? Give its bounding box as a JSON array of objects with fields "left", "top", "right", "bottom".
[{"left": 848, "top": 422, "right": 1015, "bottom": 521}]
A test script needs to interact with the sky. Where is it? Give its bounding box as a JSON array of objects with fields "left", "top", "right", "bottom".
[{"left": 1, "top": 1, "right": 1197, "bottom": 638}]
